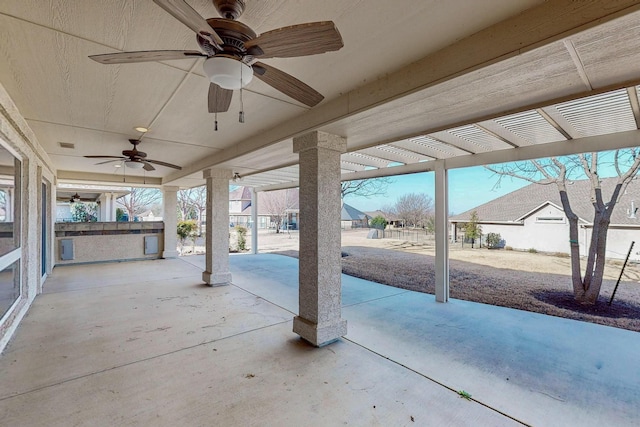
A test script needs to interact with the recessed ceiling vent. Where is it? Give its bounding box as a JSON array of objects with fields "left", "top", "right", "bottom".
[{"left": 58, "top": 142, "right": 75, "bottom": 149}]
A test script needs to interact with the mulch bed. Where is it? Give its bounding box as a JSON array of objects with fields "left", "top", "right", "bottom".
[{"left": 273, "top": 246, "right": 640, "bottom": 333}]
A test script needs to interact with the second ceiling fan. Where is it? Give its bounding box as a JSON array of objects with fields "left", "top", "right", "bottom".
[{"left": 89, "top": 0, "right": 344, "bottom": 117}]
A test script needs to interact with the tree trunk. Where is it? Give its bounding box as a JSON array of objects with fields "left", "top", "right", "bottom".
[{"left": 558, "top": 190, "right": 584, "bottom": 297}]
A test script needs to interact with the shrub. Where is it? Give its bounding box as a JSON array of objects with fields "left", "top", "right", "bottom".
[
  {"left": 116, "top": 207, "right": 126, "bottom": 222},
  {"left": 177, "top": 220, "right": 197, "bottom": 254},
  {"left": 235, "top": 225, "right": 248, "bottom": 251},
  {"left": 553, "top": 252, "right": 570, "bottom": 258},
  {"left": 369, "top": 215, "right": 387, "bottom": 230},
  {"left": 528, "top": 248, "right": 538, "bottom": 253},
  {"left": 486, "top": 232, "right": 502, "bottom": 249},
  {"left": 71, "top": 202, "right": 98, "bottom": 222},
  {"left": 505, "top": 246, "right": 513, "bottom": 251}
]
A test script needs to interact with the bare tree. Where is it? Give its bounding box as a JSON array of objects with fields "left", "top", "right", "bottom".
[
  {"left": 487, "top": 149, "right": 640, "bottom": 305},
  {"left": 178, "top": 186, "right": 207, "bottom": 234},
  {"left": 260, "top": 188, "right": 297, "bottom": 233},
  {"left": 117, "top": 187, "right": 161, "bottom": 221},
  {"left": 189, "top": 186, "right": 207, "bottom": 235},
  {"left": 341, "top": 177, "right": 393, "bottom": 199},
  {"left": 393, "top": 193, "right": 434, "bottom": 228},
  {"left": 177, "top": 188, "right": 196, "bottom": 221}
]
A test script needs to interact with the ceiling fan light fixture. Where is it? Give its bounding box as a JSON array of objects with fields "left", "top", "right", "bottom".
[
  {"left": 71, "top": 193, "right": 81, "bottom": 203},
  {"left": 125, "top": 159, "right": 145, "bottom": 169},
  {"left": 203, "top": 57, "right": 253, "bottom": 90}
]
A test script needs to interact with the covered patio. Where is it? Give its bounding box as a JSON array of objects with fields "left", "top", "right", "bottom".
[
  {"left": 2, "top": 1, "right": 640, "bottom": 424},
  {"left": 1, "top": 254, "right": 637, "bottom": 426}
]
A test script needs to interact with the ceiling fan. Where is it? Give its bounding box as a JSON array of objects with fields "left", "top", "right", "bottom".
[
  {"left": 84, "top": 139, "right": 182, "bottom": 171},
  {"left": 89, "top": 0, "right": 344, "bottom": 116}
]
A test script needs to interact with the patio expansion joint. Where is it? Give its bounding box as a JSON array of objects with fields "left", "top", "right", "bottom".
[
  {"left": 0, "top": 319, "right": 292, "bottom": 403},
  {"left": 230, "top": 283, "right": 298, "bottom": 316},
  {"left": 342, "top": 289, "right": 413, "bottom": 308},
  {"left": 342, "top": 336, "right": 533, "bottom": 427},
  {"left": 42, "top": 274, "right": 203, "bottom": 295}
]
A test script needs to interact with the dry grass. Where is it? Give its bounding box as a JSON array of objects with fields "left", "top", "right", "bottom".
[{"left": 270, "top": 230, "right": 640, "bottom": 332}]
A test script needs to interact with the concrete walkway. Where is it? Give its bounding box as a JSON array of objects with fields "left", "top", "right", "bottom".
[{"left": 1, "top": 254, "right": 638, "bottom": 426}]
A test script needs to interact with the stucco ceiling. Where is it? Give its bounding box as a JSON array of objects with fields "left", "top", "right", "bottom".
[{"left": 2, "top": 1, "right": 640, "bottom": 190}]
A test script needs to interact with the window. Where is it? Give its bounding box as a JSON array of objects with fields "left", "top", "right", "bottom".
[
  {"left": 0, "top": 144, "right": 21, "bottom": 319},
  {"left": 535, "top": 216, "right": 564, "bottom": 223}
]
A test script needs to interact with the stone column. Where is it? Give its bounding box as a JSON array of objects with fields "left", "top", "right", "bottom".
[
  {"left": 202, "top": 168, "right": 233, "bottom": 285},
  {"left": 292, "top": 131, "right": 347, "bottom": 347},
  {"left": 162, "top": 186, "right": 179, "bottom": 258},
  {"left": 250, "top": 187, "right": 258, "bottom": 254},
  {"left": 434, "top": 161, "right": 449, "bottom": 303}
]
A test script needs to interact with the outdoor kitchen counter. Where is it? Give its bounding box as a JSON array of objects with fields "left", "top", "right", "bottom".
[{"left": 54, "top": 221, "right": 165, "bottom": 265}]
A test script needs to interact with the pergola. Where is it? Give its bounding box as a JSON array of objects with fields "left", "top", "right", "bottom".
[{"left": 2, "top": 1, "right": 640, "bottom": 347}]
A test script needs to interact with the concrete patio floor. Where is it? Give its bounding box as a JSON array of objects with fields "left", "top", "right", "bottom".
[{"left": 1, "top": 254, "right": 639, "bottom": 426}]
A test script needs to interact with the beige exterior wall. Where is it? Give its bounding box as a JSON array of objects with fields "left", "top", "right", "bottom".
[{"left": 0, "top": 83, "right": 57, "bottom": 352}]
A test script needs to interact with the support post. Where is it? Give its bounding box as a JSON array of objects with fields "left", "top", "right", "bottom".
[
  {"left": 162, "top": 186, "right": 179, "bottom": 258},
  {"left": 202, "top": 168, "right": 233, "bottom": 285},
  {"left": 250, "top": 187, "right": 258, "bottom": 254},
  {"left": 292, "top": 131, "right": 347, "bottom": 346},
  {"left": 435, "top": 161, "right": 449, "bottom": 302}
]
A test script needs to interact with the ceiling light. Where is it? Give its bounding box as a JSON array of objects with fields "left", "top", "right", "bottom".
[
  {"left": 203, "top": 57, "right": 253, "bottom": 90},
  {"left": 233, "top": 172, "right": 241, "bottom": 182},
  {"left": 70, "top": 193, "right": 80, "bottom": 203},
  {"left": 134, "top": 126, "right": 149, "bottom": 133},
  {"left": 125, "top": 160, "right": 145, "bottom": 169},
  {"left": 114, "top": 164, "right": 121, "bottom": 168}
]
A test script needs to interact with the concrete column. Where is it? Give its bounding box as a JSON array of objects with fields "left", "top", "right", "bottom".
[
  {"left": 434, "top": 161, "right": 449, "bottom": 303},
  {"left": 250, "top": 187, "right": 258, "bottom": 254},
  {"left": 292, "top": 131, "right": 347, "bottom": 347},
  {"left": 162, "top": 186, "right": 179, "bottom": 258},
  {"left": 98, "top": 193, "right": 110, "bottom": 221},
  {"left": 202, "top": 168, "right": 233, "bottom": 285},
  {"left": 110, "top": 193, "right": 117, "bottom": 221}
]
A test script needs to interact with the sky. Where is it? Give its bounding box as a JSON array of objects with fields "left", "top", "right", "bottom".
[
  {"left": 342, "top": 165, "right": 532, "bottom": 215},
  {"left": 342, "top": 150, "right": 638, "bottom": 215}
]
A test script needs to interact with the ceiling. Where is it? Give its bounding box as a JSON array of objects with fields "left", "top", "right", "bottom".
[{"left": 2, "top": 1, "right": 640, "bottom": 190}]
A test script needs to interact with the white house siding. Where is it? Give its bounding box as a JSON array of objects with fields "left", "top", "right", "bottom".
[
  {"left": 480, "top": 204, "right": 572, "bottom": 254},
  {"left": 477, "top": 204, "right": 640, "bottom": 261},
  {"left": 582, "top": 226, "right": 640, "bottom": 262}
]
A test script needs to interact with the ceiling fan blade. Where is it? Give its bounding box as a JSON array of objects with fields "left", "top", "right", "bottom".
[
  {"left": 153, "top": 0, "right": 223, "bottom": 47},
  {"left": 142, "top": 162, "right": 156, "bottom": 172},
  {"left": 208, "top": 83, "right": 233, "bottom": 113},
  {"left": 146, "top": 159, "right": 182, "bottom": 170},
  {"left": 245, "top": 22, "right": 343, "bottom": 58},
  {"left": 89, "top": 50, "right": 206, "bottom": 64},
  {"left": 84, "top": 155, "right": 126, "bottom": 159},
  {"left": 253, "top": 62, "right": 323, "bottom": 107}
]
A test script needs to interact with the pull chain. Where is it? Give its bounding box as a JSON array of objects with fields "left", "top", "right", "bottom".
[
  {"left": 214, "top": 87, "right": 219, "bottom": 131},
  {"left": 239, "top": 61, "right": 245, "bottom": 123}
]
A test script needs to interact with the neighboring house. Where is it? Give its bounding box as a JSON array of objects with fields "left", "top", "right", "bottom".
[
  {"left": 365, "top": 210, "right": 401, "bottom": 228},
  {"left": 341, "top": 203, "right": 370, "bottom": 229},
  {"left": 449, "top": 178, "right": 640, "bottom": 261},
  {"left": 229, "top": 187, "right": 371, "bottom": 230},
  {"left": 229, "top": 187, "right": 300, "bottom": 229}
]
